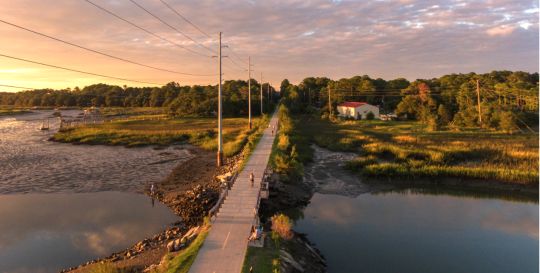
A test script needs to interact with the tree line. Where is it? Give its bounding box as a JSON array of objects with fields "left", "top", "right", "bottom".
[
  {"left": 0, "top": 80, "right": 279, "bottom": 117},
  {"left": 278, "top": 70, "right": 538, "bottom": 130}
]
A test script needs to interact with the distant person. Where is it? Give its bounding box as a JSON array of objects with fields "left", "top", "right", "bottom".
[
  {"left": 250, "top": 173, "right": 254, "bottom": 187},
  {"left": 151, "top": 184, "right": 155, "bottom": 195},
  {"left": 248, "top": 226, "right": 262, "bottom": 242},
  {"left": 271, "top": 130, "right": 274, "bottom": 136}
]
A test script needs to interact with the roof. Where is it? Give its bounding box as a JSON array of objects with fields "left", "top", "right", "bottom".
[{"left": 337, "top": 102, "right": 367, "bottom": 108}]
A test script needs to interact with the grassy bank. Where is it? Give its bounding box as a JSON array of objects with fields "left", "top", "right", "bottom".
[
  {"left": 0, "top": 109, "right": 32, "bottom": 116},
  {"left": 241, "top": 236, "right": 282, "bottom": 273},
  {"left": 52, "top": 116, "right": 267, "bottom": 157},
  {"left": 165, "top": 230, "right": 210, "bottom": 273},
  {"left": 296, "top": 116, "right": 539, "bottom": 184}
]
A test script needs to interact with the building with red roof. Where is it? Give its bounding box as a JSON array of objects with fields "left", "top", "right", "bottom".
[{"left": 337, "top": 102, "right": 380, "bottom": 120}]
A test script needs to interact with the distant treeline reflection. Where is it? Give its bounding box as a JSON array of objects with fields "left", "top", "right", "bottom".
[{"left": 372, "top": 186, "right": 539, "bottom": 204}]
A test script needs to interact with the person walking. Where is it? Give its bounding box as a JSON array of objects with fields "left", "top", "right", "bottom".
[
  {"left": 151, "top": 184, "right": 155, "bottom": 195},
  {"left": 250, "top": 173, "right": 254, "bottom": 187}
]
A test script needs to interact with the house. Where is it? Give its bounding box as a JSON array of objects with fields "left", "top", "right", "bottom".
[{"left": 337, "top": 102, "right": 380, "bottom": 120}]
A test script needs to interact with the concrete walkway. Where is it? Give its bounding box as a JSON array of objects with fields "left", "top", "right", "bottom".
[{"left": 188, "top": 108, "right": 279, "bottom": 273}]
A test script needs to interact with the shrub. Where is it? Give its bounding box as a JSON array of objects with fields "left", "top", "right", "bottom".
[
  {"left": 427, "top": 115, "right": 440, "bottom": 131},
  {"left": 271, "top": 214, "right": 293, "bottom": 240},
  {"left": 499, "top": 111, "right": 518, "bottom": 132},
  {"left": 366, "top": 111, "right": 375, "bottom": 120},
  {"left": 277, "top": 134, "right": 290, "bottom": 151}
]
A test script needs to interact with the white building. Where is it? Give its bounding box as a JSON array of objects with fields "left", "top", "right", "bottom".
[{"left": 337, "top": 102, "right": 380, "bottom": 120}]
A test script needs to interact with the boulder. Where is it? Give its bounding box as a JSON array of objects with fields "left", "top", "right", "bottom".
[
  {"left": 167, "top": 240, "right": 177, "bottom": 252},
  {"left": 173, "top": 239, "right": 182, "bottom": 251},
  {"left": 282, "top": 257, "right": 304, "bottom": 272}
]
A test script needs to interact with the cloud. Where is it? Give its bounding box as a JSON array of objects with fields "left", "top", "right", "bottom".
[
  {"left": 486, "top": 25, "right": 518, "bottom": 36},
  {"left": 0, "top": 0, "right": 537, "bottom": 90}
]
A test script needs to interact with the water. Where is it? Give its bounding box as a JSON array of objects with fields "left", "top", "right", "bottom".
[
  {"left": 0, "top": 110, "right": 191, "bottom": 194},
  {"left": 285, "top": 145, "right": 539, "bottom": 273},
  {"left": 0, "top": 192, "right": 178, "bottom": 273},
  {"left": 0, "top": 110, "right": 186, "bottom": 272}
]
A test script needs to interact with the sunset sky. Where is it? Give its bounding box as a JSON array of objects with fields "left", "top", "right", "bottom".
[{"left": 0, "top": 0, "right": 538, "bottom": 92}]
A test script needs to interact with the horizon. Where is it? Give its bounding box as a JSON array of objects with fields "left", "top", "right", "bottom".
[{"left": 0, "top": 0, "right": 538, "bottom": 92}]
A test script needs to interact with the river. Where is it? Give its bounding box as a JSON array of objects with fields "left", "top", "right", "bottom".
[
  {"left": 0, "top": 110, "right": 186, "bottom": 272},
  {"left": 283, "top": 145, "right": 539, "bottom": 273}
]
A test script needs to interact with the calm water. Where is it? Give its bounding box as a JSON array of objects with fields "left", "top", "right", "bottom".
[
  {"left": 283, "top": 187, "right": 539, "bottom": 273},
  {"left": 0, "top": 192, "right": 178, "bottom": 273},
  {"left": 0, "top": 110, "right": 191, "bottom": 194}
]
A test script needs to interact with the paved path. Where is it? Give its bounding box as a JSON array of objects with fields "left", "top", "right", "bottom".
[{"left": 188, "top": 108, "right": 279, "bottom": 273}]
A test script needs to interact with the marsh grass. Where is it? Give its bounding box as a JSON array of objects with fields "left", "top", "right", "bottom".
[
  {"left": 0, "top": 109, "right": 32, "bottom": 116},
  {"left": 296, "top": 117, "right": 539, "bottom": 183},
  {"left": 53, "top": 117, "right": 261, "bottom": 157}
]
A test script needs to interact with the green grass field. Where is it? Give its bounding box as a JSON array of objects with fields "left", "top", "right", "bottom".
[
  {"left": 53, "top": 116, "right": 268, "bottom": 157},
  {"left": 296, "top": 116, "right": 539, "bottom": 184}
]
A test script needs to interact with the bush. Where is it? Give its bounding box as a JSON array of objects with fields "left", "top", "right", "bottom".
[
  {"left": 427, "top": 115, "right": 440, "bottom": 131},
  {"left": 271, "top": 214, "right": 293, "bottom": 240},
  {"left": 277, "top": 134, "right": 290, "bottom": 151},
  {"left": 366, "top": 111, "right": 374, "bottom": 120},
  {"left": 499, "top": 111, "right": 518, "bottom": 132}
]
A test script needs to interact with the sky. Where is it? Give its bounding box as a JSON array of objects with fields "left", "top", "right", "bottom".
[{"left": 0, "top": 0, "right": 538, "bottom": 92}]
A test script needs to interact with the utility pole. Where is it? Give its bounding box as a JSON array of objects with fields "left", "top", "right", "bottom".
[
  {"left": 217, "top": 32, "right": 224, "bottom": 166},
  {"left": 477, "top": 79, "right": 482, "bottom": 127},
  {"left": 248, "top": 57, "right": 251, "bottom": 129},
  {"left": 268, "top": 83, "right": 270, "bottom": 101},
  {"left": 260, "top": 72, "right": 263, "bottom": 114},
  {"left": 309, "top": 88, "right": 311, "bottom": 106},
  {"left": 329, "top": 89, "right": 332, "bottom": 122}
]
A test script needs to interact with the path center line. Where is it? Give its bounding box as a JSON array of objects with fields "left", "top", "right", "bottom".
[{"left": 222, "top": 232, "right": 231, "bottom": 249}]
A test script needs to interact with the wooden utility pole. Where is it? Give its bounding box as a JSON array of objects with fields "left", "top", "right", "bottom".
[
  {"left": 329, "top": 89, "right": 332, "bottom": 121},
  {"left": 477, "top": 79, "right": 482, "bottom": 126},
  {"left": 260, "top": 72, "right": 263, "bottom": 114},
  {"left": 248, "top": 57, "right": 251, "bottom": 129},
  {"left": 217, "top": 32, "right": 223, "bottom": 166}
]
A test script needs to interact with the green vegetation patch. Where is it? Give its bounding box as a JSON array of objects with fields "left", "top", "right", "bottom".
[
  {"left": 53, "top": 117, "right": 260, "bottom": 157},
  {"left": 296, "top": 116, "right": 539, "bottom": 184},
  {"left": 241, "top": 237, "right": 282, "bottom": 273},
  {"left": 165, "top": 230, "right": 210, "bottom": 273},
  {"left": 0, "top": 109, "right": 32, "bottom": 116}
]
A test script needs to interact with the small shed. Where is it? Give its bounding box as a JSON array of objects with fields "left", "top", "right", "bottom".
[{"left": 337, "top": 102, "right": 380, "bottom": 120}]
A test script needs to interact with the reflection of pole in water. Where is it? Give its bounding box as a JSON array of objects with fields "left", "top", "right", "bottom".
[{"left": 151, "top": 196, "right": 154, "bottom": 208}]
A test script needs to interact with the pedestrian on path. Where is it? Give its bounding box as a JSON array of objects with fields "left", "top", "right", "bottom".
[
  {"left": 151, "top": 184, "right": 155, "bottom": 195},
  {"left": 250, "top": 173, "right": 254, "bottom": 187}
]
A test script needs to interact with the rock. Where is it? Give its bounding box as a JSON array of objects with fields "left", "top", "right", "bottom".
[
  {"left": 280, "top": 250, "right": 294, "bottom": 261},
  {"left": 167, "top": 240, "right": 177, "bottom": 252},
  {"left": 282, "top": 257, "right": 304, "bottom": 272},
  {"left": 299, "top": 260, "right": 306, "bottom": 266}
]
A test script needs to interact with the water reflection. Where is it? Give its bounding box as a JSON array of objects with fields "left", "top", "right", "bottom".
[
  {"left": 0, "top": 192, "right": 178, "bottom": 273},
  {"left": 282, "top": 187, "right": 539, "bottom": 273}
]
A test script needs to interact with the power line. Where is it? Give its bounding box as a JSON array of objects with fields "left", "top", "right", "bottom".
[
  {"left": 0, "top": 20, "right": 217, "bottom": 77},
  {"left": 160, "top": 0, "right": 216, "bottom": 41},
  {"left": 84, "top": 0, "right": 213, "bottom": 58},
  {"left": 0, "top": 54, "right": 166, "bottom": 86},
  {"left": 0, "top": 84, "right": 36, "bottom": 90},
  {"left": 188, "top": 0, "right": 220, "bottom": 32},
  {"left": 130, "top": 0, "right": 217, "bottom": 54},
  {"left": 225, "top": 57, "right": 246, "bottom": 71},
  {"left": 226, "top": 47, "right": 248, "bottom": 65}
]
